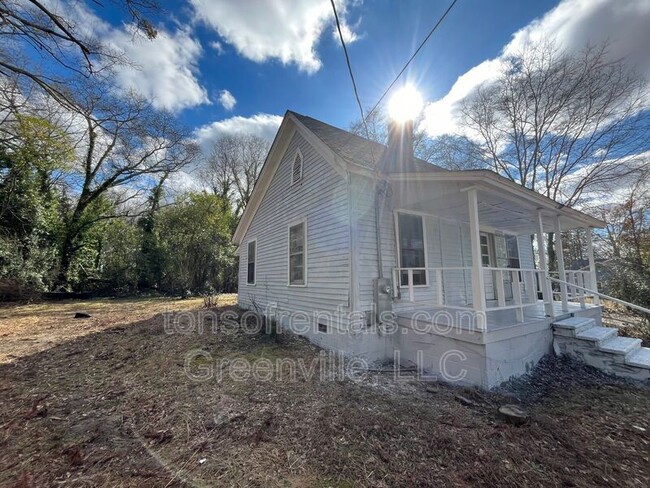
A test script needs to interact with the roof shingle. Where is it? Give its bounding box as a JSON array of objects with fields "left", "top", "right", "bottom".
[{"left": 288, "top": 111, "right": 446, "bottom": 173}]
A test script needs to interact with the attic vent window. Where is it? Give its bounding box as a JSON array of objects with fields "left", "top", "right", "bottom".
[{"left": 291, "top": 150, "right": 303, "bottom": 184}]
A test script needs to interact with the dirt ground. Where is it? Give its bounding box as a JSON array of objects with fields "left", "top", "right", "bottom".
[{"left": 1, "top": 298, "right": 649, "bottom": 487}]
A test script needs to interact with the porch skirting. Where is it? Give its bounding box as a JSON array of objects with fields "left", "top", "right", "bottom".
[{"left": 391, "top": 304, "right": 602, "bottom": 388}]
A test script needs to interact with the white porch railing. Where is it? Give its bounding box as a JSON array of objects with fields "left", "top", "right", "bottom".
[
  {"left": 549, "top": 270, "right": 596, "bottom": 309},
  {"left": 393, "top": 266, "right": 550, "bottom": 321},
  {"left": 548, "top": 275, "right": 650, "bottom": 316}
]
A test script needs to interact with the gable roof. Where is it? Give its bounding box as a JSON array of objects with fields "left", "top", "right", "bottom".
[
  {"left": 288, "top": 111, "right": 447, "bottom": 174},
  {"left": 233, "top": 110, "right": 447, "bottom": 245}
]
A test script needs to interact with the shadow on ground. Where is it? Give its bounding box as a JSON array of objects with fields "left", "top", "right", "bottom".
[{"left": 1, "top": 305, "right": 649, "bottom": 487}]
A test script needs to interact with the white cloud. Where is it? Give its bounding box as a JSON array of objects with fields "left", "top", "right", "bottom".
[
  {"left": 189, "top": 0, "right": 361, "bottom": 73},
  {"left": 109, "top": 28, "right": 209, "bottom": 112},
  {"left": 218, "top": 89, "right": 237, "bottom": 111},
  {"left": 421, "top": 59, "right": 501, "bottom": 138},
  {"left": 183, "top": 113, "right": 282, "bottom": 189},
  {"left": 194, "top": 113, "right": 283, "bottom": 153},
  {"left": 44, "top": 0, "right": 209, "bottom": 112},
  {"left": 210, "top": 41, "right": 225, "bottom": 55},
  {"left": 422, "top": 0, "right": 650, "bottom": 137}
]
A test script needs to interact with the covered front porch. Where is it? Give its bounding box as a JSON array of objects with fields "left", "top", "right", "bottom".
[{"left": 386, "top": 171, "right": 605, "bottom": 332}]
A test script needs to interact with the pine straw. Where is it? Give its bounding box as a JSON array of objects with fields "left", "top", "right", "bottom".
[{"left": 0, "top": 300, "right": 649, "bottom": 487}]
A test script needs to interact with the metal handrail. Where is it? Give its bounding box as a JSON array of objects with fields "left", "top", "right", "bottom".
[{"left": 547, "top": 276, "right": 650, "bottom": 316}]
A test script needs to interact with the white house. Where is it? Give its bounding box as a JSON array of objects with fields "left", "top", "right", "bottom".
[{"left": 233, "top": 111, "right": 650, "bottom": 388}]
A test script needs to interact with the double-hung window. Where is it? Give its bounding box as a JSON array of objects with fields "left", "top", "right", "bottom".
[
  {"left": 505, "top": 235, "right": 520, "bottom": 269},
  {"left": 398, "top": 212, "right": 427, "bottom": 286},
  {"left": 247, "top": 240, "right": 256, "bottom": 285},
  {"left": 289, "top": 222, "right": 306, "bottom": 285}
]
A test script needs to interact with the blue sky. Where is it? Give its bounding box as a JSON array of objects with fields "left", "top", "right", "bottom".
[
  {"left": 51, "top": 0, "right": 650, "bottom": 157},
  {"left": 156, "top": 0, "right": 559, "bottom": 129},
  {"left": 129, "top": 0, "right": 559, "bottom": 130}
]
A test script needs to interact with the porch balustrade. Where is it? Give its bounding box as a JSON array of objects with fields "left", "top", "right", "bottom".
[
  {"left": 393, "top": 266, "right": 593, "bottom": 321},
  {"left": 549, "top": 270, "right": 596, "bottom": 309}
]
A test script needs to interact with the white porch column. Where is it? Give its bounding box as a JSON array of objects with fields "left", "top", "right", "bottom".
[
  {"left": 585, "top": 227, "right": 601, "bottom": 305},
  {"left": 467, "top": 188, "right": 486, "bottom": 330},
  {"left": 554, "top": 215, "right": 569, "bottom": 312},
  {"left": 536, "top": 211, "right": 555, "bottom": 317}
]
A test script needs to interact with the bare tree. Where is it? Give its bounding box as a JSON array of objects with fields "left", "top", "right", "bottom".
[
  {"left": 460, "top": 41, "right": 648, "bottom": 206},
  {"left": 597, "top": 175, "right": 650, "bottom": 265},
  {"left": 458, "top": 40, "right": 649, "bottom": 268},
  {"left": 204, "top": 134, "right": 269, "bottom": 216},
  {"left": 0, "top": 0, "right": 159, "bottom": 105}
]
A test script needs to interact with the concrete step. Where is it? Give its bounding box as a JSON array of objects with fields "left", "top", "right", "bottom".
[
  {"left": 598, "top": 336, "right": 642, "bottom": 356},
  {"left": 552, "top": 317, "right": 595, "bottom": 337},
  {"left": 575, "top": 326, "right": 618, "bottom": 345},
  {"left": 626, "top": 348, "right": 650, "bottom": 370}
]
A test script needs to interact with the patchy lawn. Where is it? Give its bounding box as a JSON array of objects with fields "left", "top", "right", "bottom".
[{"left": 0, "top": 298, "right": 649, "bottom": 487}]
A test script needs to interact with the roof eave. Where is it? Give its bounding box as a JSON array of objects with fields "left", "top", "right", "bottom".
[{"left": 388, "top": 170, "right": 606, "bottom": 228}]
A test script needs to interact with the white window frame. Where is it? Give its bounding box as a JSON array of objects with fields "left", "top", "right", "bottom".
[
  {"left": 480, "top": 230, "right": 521, "bottom": 269},
  {"left": 246, "top": 239, "right": 257, "bottom": 285},
  {"left": 287, "top": 218, "right": 307, "bottom": 286},
  {"left": 394, "top": 210, "right": 429, "bottom": 288},
  {"left": 479, "top": 232, "right": 494, "bottom": 267},
  {"left": 504, "top": 234, "right": 521, "bottom": 269},
  {"left": 291, "top": 149, "right": 303, "bottom": 185}
]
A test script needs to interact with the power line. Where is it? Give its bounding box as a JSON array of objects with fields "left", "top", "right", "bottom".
[
  {"left": 329, "top": 0, "right": 372, "bottom": 141},
  {"left": 365, "top": 0, "right": 460, "bottom": 122}
]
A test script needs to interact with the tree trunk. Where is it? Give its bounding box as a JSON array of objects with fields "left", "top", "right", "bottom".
[
  {"left": 547, "top": 232, "right": 557, "bottom": 272},
  {"left": 57, "top": 230, "right": 76, "bottom": 288}
]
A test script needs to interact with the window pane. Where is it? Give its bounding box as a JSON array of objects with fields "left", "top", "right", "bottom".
[
  {"left": 289, "top": 223, "right": 305, "bottom": 284},
  {"left": 290, "top": 254, "right": 304, "bottom": 284},
  {"left": 290, "top": 223, "right": 304, "bottom": 254},
  {"left": 505, "top": 235, "right": 520, "bottom": 268},
  {"left": 400, "top": 270, "right": 427, "bottom": 286},
  {"left": 398, "top": 213, "right": 426, "bottom": 285},
  {"left": 480, "top": 234, "right": 491, "bottom": 266},
  {"left": 247, "top": 241, "right": 255, "bottom": 264},
  {"left": 247, "top": 241, "right": 255, "bottom": 284}
]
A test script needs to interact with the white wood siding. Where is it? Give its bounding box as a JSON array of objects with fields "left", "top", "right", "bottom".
[{"left": 238, "top": 132, "right": 351, "bottom": 323}]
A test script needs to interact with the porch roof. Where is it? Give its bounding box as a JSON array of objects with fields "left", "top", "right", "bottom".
[{"left": 389, "top": 170, "right": 605, "bottom": 233}]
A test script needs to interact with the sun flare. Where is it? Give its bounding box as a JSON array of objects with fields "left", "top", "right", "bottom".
[{"left": 388, "top": 84, "right": 423, "bottom": 122}]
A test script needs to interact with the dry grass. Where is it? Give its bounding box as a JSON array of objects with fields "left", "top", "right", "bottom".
[
  {"left": 0, "top": 295, "right": 237, "bottom": 363},
  {"left": 0, "top": 298, "right": 649, "bottom": 487}
]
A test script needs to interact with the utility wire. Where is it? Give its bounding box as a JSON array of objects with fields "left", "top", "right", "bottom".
[
  {"left": 329, "top": 0, "right": 372, "bottom": 141},
  {"left": 365, "top": 0, "right": 460, "bottom": 122}
]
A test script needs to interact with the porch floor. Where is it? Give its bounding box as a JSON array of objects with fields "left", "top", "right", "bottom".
[{"left": 396, "top": 300, "right": 601, "bottom": 332}]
